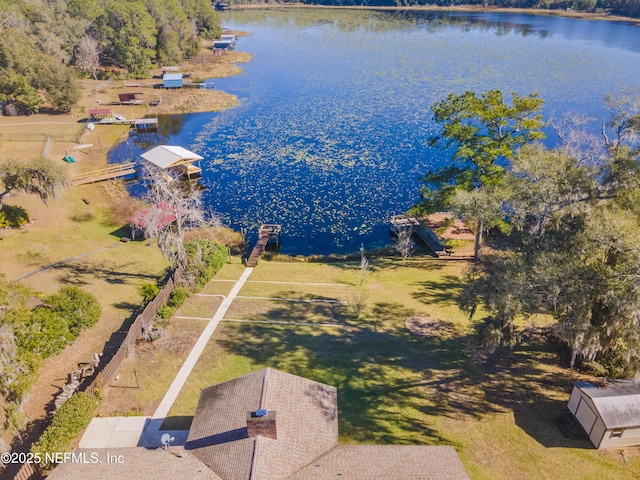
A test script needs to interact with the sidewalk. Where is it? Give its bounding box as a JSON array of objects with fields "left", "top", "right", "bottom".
[{"left": 79, "top": 267, "right": 254, "bottom": 449}]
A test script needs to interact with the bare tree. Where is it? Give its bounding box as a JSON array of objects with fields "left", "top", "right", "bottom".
[
  {"left": 74, "top": 35, "right": 101, "bottom": 81},
  {"left": 134, "top": 165, "right": 216, "bottom": 269},
  {"left": 602, "top": 89, "right": 640, "bottom": 154},
  {"left": 551, "top": 112, "right": 604, "bottom": 166},
  {"left": 358, "top": 243, "right": 370, "bottom": 286},
  {"left": 394, "top": 227, "right": 414, "bottom": 263}
]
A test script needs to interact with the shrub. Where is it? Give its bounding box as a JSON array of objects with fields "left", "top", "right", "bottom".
[
  {"left": 184, "top": 226, "right": 245, "bottom": 254},
  {"left": 0, "top": 205, "right": 29, "bottom": 227},
  {"left": 31, "top": 393, "right": 99, "bottom": 469},
  {"left": 579, "top": 360, "right": 607, "bottom": 377},
  {"left": 70, "top": 211, "right": 94, "bottom": 222},
  {"left": 3, "top": 402, "right": 25, "bottom": 432},
  {"left": 157, "top": 286, "right": 189, "bottom": 319},
  {"left": 184, "top": 239, "right": 227, "bottom": 291},
  {"left": 168, "top": 287, "right": 188, "bottom": 308},
  {"left": 106, "top": 196, "right": 143, "bottom": 226},
  {"left": 14, "top": 308, "right": 73, "bottom": 358},
  {"left": 1, "top": 344, "right": 42, "bottom": 403},
  {"left": 158, "top": 304, "right": 175, "bottom": 319},
  {"left": 139, "top": 282, "right": 160, "bottom": 303},
  {"left": 13, "top": 287, "right": 101, "bottom": 358},
  {"left": 46, "top": 286, "right": 101, "bottom": 336}
]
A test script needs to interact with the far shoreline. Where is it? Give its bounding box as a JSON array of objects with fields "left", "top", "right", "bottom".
[{"left": 229, "top": 3, "right": 640, "bottom": 25}]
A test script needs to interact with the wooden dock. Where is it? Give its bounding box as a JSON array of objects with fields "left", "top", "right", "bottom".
[
  {"left": 91, "top": 117, "right": 158, "bottom": 131},
  {"left": 70, "top": 162, "right": 137, "bottom": 186},
  {"left": 246, "top": 224, "right": 282, "bottom": 267},
  {"left": 390, "top": 214, "right": 446, "bottom": 257}
]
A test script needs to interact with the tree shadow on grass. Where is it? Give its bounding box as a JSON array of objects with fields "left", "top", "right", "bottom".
[
  {"left": 410, "top": 274, "right": 468, "bottom": 307},
  {"left": 216, "top": 296, "right": 494, "bottom": 447},
  {"left": 217, "top": 323, "right": 459, "bottom": 446},
  {"left": 288, "top": 252, "right": 450, "bottom": 283},
  {"left": 215, "top": 293, "right": 589, "bottom": 450},
  {"left": 238, "top": 292, "right": 352, "bottom": 324},
  {"left": 52, "top": 260, "right": 158, "bottom": 285},
  {"left": 477, "top": 328, "right": 592, "bottom": 449},
  {"left": 112, "top": 301, "right": 140, "bottom": 312}
]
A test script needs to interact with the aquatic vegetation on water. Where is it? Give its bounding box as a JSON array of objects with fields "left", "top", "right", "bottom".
[{"left": 113, "top": 9, "right": 640, "bottom": 254}]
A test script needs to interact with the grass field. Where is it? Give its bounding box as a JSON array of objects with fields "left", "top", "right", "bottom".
[{"left": 96, "top": 256, "right": 640, "bottom": 480}]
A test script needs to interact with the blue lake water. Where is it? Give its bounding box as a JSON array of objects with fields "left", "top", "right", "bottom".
[{"left": 112, "top": 9, "right": 640, "bottom": 255}]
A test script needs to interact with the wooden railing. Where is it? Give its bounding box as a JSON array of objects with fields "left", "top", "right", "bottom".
[{"left": 70, "top": 162, "right": 137, "bottom": 186}]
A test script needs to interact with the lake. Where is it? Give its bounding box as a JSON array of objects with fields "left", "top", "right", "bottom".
[{"left": 112, "top": 8, "right": 640, "bottom": 255}]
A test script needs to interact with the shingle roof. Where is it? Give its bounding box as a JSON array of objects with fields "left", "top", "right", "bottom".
[
  {"left": 578, "top": 380, "right": 640, "bottom": 429},
  {"left": 187, "top": 368, "right": 469, "bottom": 480},
  {"left": 289, "top": 445, "right": 471, "bottom": 480},
  {"left": 140, "top": 145, "right": 203, "bottom": 169},
  {"left": 46, "top": 447, "right": 220, "bottom": 480},
  {"left": 51, "top": 369, "right": 470, "bottom": 480},
  {"left": 186, "top": 368, "right": 339, "bottom": 480}
]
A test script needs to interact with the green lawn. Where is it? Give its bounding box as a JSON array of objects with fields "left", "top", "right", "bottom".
[{"left": 157, "top": 257, "right": 639, "bottom": 479}]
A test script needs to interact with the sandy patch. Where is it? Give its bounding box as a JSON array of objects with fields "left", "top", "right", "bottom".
[{"left": 405, "top": 315, "right": 457, "bottom": 338}]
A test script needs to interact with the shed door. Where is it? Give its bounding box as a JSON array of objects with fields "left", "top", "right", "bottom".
[{"left": 575, "top": 399, "right": 597, "bottom": 434}]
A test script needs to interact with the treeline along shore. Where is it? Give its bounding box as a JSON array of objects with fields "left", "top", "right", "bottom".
[{"left": 230, "top": 1, "right": 640, "bottom": 21}]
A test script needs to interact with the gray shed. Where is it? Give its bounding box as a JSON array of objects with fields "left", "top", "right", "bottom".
[
  {"left": 567, "top": 380, "right": 640, "bottom": 448},
  {"left": 163, "top": 73, "right": 183, "bottom": 89}
]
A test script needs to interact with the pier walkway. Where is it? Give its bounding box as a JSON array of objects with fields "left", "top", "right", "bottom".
[
  {"left": 390, "top": 214, "right": 446, "bottom": 257},
  {"left": 245, "top": 224, "right": 282, "bottom": 267},
  {"left": 70, "top": 162, "right": 137, "bottom": 185}
]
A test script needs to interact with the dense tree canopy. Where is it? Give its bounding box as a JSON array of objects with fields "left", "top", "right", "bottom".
[
  {"left": 413, "top": 90, "right": 545, "bottom": 260},
  {"left": 0, "top": 157, "right": 69, "bottom": 209},
  {"left": 456, "top": 93, "right": 640, "bottom": 377},
  {"left": 0, "top": 0, "right": 221, "bottom": 111}
]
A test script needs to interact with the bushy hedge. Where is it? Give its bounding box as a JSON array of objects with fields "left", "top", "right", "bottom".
[
  {"left": 184, "top": 239, "right": 227, "bottom": 291},
  {"left": 48, "top": 286, "right": 102, "bottom": 336},
  {"left": 158, "top": 287, "right": 188, "bottom": 319},
  {"left": 14, "top": 287, "right": 102, "bottom": 358},
  {"left": 15, "top": 308, "right": 74, "bottom": 358},
  {"left": 0, "top": 205, "right": 30, "bottom": 228},
  {"left": 31, "top": 393, "right": 99, "bottom": 469}
]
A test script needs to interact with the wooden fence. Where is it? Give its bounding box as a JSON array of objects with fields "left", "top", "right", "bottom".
[
  {"left": 83, "top": 267, "right": 182, "bottom": 396},
  {"left": 0, "top": 125, "right": 87, "bottom": 144},
  {"left": 8, "top": 267, "right": 183, "bottom": 480}
]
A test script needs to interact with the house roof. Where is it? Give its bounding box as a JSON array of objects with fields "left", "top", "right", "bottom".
[
  {"left": 141, "top": 145, "right": 203, "bottom": 169},
  {"left": 186, "top": 368, "right": 469, "bottom": 480},
  {"left": 577, "top": 380, "right": 640, "bottom": 429},
  {"left": 289, "top": 445, "right": 470, "bottom": 480},
  {"left": 186, "top": 368, "right": 339, "bottom": 480},
  {"left": 47, "top": 447, "right": 220, "bottom": 480},
  {"left": 128, "top": 201, "right": 179, "bottom": 231},
  {"left": 88, "top": 108, "right": 112, "bottom": 115},
  {"left": 50, "top": 369, "right": 470, "bottom": 480},
  {"left": 163, "top": 73, "right": 183, "bottom": 81}
]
